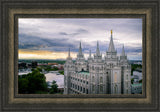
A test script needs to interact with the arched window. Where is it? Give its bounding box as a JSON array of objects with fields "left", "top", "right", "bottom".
[
  {"left": 86, "top": 89, "right": 88, "bottom": 94},
  {"left": 100, "top": 77, "right": 103, "bottom": 83},
  {"left": 126, "top": 74, "right": 128, "bottom": 80},
  {"left": 92, "top": 76, "right": 95, "bottom": 82},
  {"left": 92, "top": 85, "right": 95, "bottom": 92},
  {"left": 100, "top": 85, "right": 103, "bottom": 92},
  {"left": 97, "top": 67, "right": 99, "bottom": 72},
  {"left": 126, "top": 82, "right": 128, "bottom": 88},
  {"left": 86, "top": 75, "right": 87, "bottom": 79},
  {"left": 83, "top": 88, "right": 85, "bottom": 93}
]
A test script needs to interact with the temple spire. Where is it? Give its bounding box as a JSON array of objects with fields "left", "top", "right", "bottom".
[
  {"left": 80, "top": 41, "right": 82, "bottom": 49},
  {"left": 96, "top": 41, "right": 101, "bottom": 56},
  {"left": 89, "top": 50, "right": 92, "bottom": 58},
  {"left": 78, "top": 42, "right": 83, "bottom": 55},
  {"left": 67, "top": 48, "right": 72, "bottom": 60},
  {"left": 108, "top": 30, "right": 116, "bottom": 52},
  {"left": 68, "top": 48, "right": 70, "bottom": 57},
  {"left": 77, "top": 41, "right": 84, "bottom": 58},
  {"left": 121, "top": 44, "right": 125, "bottom": 56}
]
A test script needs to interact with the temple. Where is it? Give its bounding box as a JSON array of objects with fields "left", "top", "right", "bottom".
[{"left": 64, "top": 30, "right": 131, "bottom": 94}]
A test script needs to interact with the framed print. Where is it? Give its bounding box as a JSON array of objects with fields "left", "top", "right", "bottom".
[
  {"left": 17, "top": 17, "right": 143, "bottom": 97},
  {"left": 0, "top": 0, "right": 159, "bottom": 111}
]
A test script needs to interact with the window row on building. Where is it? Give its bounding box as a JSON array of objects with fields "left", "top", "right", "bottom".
[
  {"left": 70, "top": 83, "right": 89, "bottom": 94},
  {"left": 70, "top": 73, "right": 89, "bottom": 79},
  {"left": 70, "top": 77, "right": 89, "bottom": 84}
]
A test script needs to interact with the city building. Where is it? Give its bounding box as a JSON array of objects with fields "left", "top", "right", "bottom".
[{"left": 64, "top": 30, "right": 131, "bottom": 94}]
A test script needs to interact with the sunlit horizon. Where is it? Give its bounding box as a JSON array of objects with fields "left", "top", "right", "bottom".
[{"left": 19, "top": 18, "right": 142, "bottom": 60}]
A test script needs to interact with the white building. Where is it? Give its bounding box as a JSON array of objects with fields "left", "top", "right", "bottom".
[{"left": 64, "top": 30, "right": 131, "bottom": 94}]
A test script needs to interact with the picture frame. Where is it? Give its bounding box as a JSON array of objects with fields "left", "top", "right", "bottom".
[{"left": 0, "top": 0, "right": 159, "bottom": 111}]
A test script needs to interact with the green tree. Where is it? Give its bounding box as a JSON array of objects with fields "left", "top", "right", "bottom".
[
  {"left": 53, "top": 66, "right": 58, "bottom": 71},
  {"left": 45, "top": 65, "right": 52, "bottom": 71},
  {"left": 18, "top": 68, "right": 48, "bottom": 94},
  {"left": 27, "top": 69, "right": 48, "bottom": 93},
  {"left": 139, "top": 79, "right": 142, "bottom": 83},
  {"left": 37, "top": 67, "right": 42, "bottom": 72},
  {"left": 31, "top": 68, "right": 35, "bottom": 71},
  {"left": 18, "top": 76, "right": 29, "bottom": 94},
  {"left": 49, "top": 80, "right": 58, "bottom": 94},
  {"left": 58, "top": 70, "right": 64, "bottom": 75},
  {"left": 131, "top": 78, "right": 134, "bottom": 84},
  {"left": 131, "top": 64, "right": 142, "bottom": 76}
]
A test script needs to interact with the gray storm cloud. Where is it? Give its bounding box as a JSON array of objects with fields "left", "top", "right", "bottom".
[{"left": 19, "top": 18, "right": 142, "bottom": 60}]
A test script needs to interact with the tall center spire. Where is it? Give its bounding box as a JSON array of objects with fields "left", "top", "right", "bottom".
[
  {"left": 89, "top": 50, "right": 92, "bottom": 58},
  {"left": 78, "top": 41, "right": 83, "bottom": 55},
  {"left": 121, "top": 44, "right": 125, "bottom": 56},
  {"left": 68, "top": 48, "right": 70, "bottom": 57},
  {"left": 77, "top": 41, "right": 84, "bottom": 58},
  {"left": 96, "top": 41, "right": 101, "bottom": 56},
  {"left": 108, "top": 30, "right": 116, "bottom": 52},
  {"left": 67, "top": 48, "right": 72, "bottom": 60}
]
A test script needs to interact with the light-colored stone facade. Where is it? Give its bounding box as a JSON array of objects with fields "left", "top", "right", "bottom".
[{"left": 64, "top": 30, "right": 131, "bottom": 94}]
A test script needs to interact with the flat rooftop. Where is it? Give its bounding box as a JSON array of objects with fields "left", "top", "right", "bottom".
[
  {"left": 77, "top": 71, "right": 90, "bottom": 75},
  {"left": 131, "top": 83, "right": 142, "bottom": 87}
]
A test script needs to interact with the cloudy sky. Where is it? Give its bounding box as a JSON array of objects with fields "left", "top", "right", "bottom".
[{"left": 18, "top": 18, "right": 142, "bottom": 60}]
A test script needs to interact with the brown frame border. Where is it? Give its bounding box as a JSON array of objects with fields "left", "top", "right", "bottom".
[
  {"left": 14, "top": 13, "right": 146, "bottom": 98},
  {"left": 10, "top": 8, "right": 150, "bottom": 103},
  {"left": 0, "top": 0, "right": 159, "bottom": 111}
]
